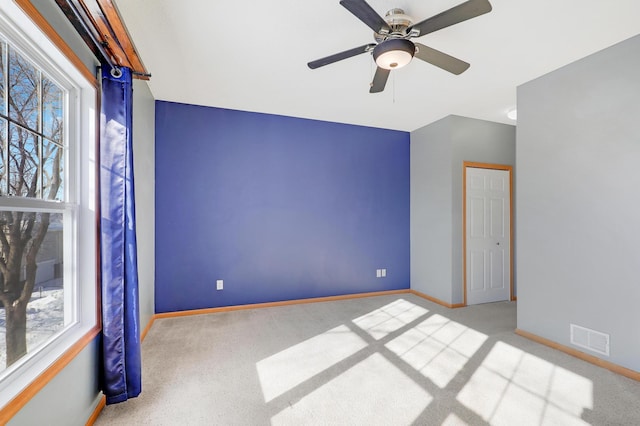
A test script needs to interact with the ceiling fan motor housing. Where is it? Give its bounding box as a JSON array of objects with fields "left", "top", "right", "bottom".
[
  {"left": 373, "top": 38, "right": 416, "bottom": 70},
  {"left": 385, "top": 8, "right": 413, "bottom": 31},
  {"left": 374, "top": 8, "right": 413, "bottom": 42}
]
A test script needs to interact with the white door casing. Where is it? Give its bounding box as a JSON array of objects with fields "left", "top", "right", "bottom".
[{"left": 465, "top": 166, "right": 511, "bottom": 305}]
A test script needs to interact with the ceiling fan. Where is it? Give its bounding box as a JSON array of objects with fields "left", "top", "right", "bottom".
[{"left": 308, "top": 0, "right": 492, "bottom": 93}]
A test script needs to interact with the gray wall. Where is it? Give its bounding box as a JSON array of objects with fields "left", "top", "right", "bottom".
[
  {"left": 10, "top": 3, "right": 157, "bottom": 424},
  {"left": 133, "top": 79, "right": 155, "bottom": 329},
  {"left": 9, "top": 340, "right": 102, "bottom": 425},
  {"left": 411, "top": 115, "right": 516, "bottom": 305},
  {"left": 517, "top": 34, "right": 640, "bottom": 371},
  {"left": 411, "top": 117, "right": 453, "bottom": 303}
]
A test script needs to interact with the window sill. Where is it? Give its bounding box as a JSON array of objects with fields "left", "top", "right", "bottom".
[{"left": 0, "top": 324, "right": 101, "bottom": 423}]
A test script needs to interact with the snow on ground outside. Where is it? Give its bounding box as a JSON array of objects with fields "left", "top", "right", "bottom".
[{"left": 0, "top": 289, "right": 64, "bottom": 370}]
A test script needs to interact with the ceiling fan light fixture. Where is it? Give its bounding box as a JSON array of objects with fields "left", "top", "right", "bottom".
[{"left": 373, "top": 39, "right": 415, "bottom": 70}]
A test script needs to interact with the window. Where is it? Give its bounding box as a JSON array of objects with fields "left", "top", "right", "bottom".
[
  {"left": 0, "top": 38, "right": 68, "bottom": 369},
  {"left": 0, "top": 2, "right": 96, "bottom": 408}
]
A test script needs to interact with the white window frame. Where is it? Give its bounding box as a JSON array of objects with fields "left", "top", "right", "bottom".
[{"left": 0, "top": 2, "right": 97, "bottom": 409}]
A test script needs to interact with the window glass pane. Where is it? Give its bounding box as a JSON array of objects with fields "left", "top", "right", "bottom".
[
  {"left": 0, "top": 211, "right": 65, "bottom": 371},
  {"left": 0, "top": 41, "right": 5, "bottom": 116},
  {"left": 8, "top": 124, "right": 39, "bottom": 198},
  {"left": 42, "top": 139, "right": 63, "bottom": 201},
  {"left": 0, "top": 118, "right": 5, "bottom": 196},
  {"left": 8, "top": 48, "right": 39, "bottom": 132},
  {"left": 42, "top": 76, "right": 63, "bottom": 143}
]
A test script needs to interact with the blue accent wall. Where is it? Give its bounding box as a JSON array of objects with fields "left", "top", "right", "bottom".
[{"left": 155, "top": 101, "right": 410, "bottom": 313}]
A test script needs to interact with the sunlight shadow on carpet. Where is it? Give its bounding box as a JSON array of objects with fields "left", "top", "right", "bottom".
[
  {"left": 256, "top": 297, "right": 595, "bottom": 425},
  {"left": 386, "top": 313, "right": 488, "bottom": 388},
  {"left": 256, "top": 324, "right": 367, "bottom": 402},
  {"left": 456, "top": 341, "right": 593, "bottom": 425},
  {"left": 442, "top": 413, "right": 468, "bottom": 425},
  {"left": 352, "top": 298, "right": 428, "bottom": 340},
  {"left": 270, "top": 353, "right": 431, "bottom": 425}
]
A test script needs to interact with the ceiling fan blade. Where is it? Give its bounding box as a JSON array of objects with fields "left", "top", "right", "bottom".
[
  {"left": 408, "top": 0, "right": 492, "bottom": 38},
  {"left": 369, "top": 67, "right": 390, "bottom": 93},
  {"left": 414, "top": 43, "right": 470, "bottom": 75},
  {"left": 308, "top": 44, "right": 376, "bottom": 69},
  {"left": 340, "top": 0, "right": 390, "bottom": 34}
]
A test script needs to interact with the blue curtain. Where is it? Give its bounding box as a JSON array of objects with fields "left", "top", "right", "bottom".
[{"left": 99, "top": 65, "right": 142, "bottom": 404}]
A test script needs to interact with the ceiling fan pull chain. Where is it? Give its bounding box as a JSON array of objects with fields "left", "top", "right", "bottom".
[{"left": 393, "top": 72, "right": 396, "bottom": 104}]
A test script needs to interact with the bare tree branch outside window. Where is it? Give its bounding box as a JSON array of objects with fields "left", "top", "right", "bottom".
[{"left": 0, "top": 39, "right": 66, "bottom": 369}]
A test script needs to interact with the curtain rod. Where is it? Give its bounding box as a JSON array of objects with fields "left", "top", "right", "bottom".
[
  {"left": 132, "top": 71, "right": 152, "bottom": 78},
  {"left": 62, "top": 0, "right": 120, "bottom": 75}
]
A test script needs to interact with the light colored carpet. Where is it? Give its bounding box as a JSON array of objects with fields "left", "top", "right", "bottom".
[{"left": 95, "top": 294, "right": 640, "bottom": 425}]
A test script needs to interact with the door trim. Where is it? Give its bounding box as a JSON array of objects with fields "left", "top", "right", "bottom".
[{"left": 463, "top": 161, "right": 514, "bottom": 306}]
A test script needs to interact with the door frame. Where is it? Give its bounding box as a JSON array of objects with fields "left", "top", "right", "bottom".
[{"left": 462, "top": 161, "right": 515, "bottom": 306}]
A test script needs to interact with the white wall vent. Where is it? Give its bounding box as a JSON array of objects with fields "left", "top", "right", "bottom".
[{"left": 570, "top": 324, "right": 610, "bottom": 356}]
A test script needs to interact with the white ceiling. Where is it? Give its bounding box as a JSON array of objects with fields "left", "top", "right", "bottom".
[{"left": 114, "top": 0, "right": 640, "bottom": 132}]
